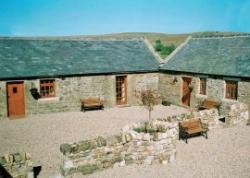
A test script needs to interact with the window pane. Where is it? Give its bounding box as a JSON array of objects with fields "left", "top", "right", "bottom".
[
  {"left": 40, "top": 79, "right": 55, "bottom": 98},
  {"left": 225, "top": 81, "right": 237, "bottom": 100}
]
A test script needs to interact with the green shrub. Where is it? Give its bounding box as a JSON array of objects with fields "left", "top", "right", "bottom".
[
  {"left": 133, "top": 123, "right": 166, "bottom": 134},
  {"left": 162, "top": 100, "right": 171, "bottom": 106},
  {"left": 133, "top": 126, "right": 157, "bottom": 134},
  {"left": 133, "top": 126, "right": 146, "bottom": 133},
  {"left": 154, "top": 39, "right": 163, "bottom": 51},
  {"left": 154, "top": 40, "right": 176, "bottom": 56}
]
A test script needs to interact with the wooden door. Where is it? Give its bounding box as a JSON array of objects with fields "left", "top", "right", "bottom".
[
  {"left": 182, "top": 77, "right": 192, "bottom": 106},
  {"left": 7, "top": 81, "right": 25, "bottom": 118},
  {"left": 116, "top": 76, "right": 127, "bottom": 105}
]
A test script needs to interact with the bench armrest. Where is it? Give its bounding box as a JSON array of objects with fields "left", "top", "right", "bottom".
[{"left": 179, "top": 125, "right": 188, "bottom": 133}]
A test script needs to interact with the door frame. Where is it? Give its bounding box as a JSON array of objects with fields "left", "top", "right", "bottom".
[
  {"left": 181, "top": 77, "right": 192, "bottom": 107},
  {"left": 6, "top": 81, "right": 26, "bottom": 118},
  {"left": 115, "top": 75, "right": 128, "bottom": 105}
]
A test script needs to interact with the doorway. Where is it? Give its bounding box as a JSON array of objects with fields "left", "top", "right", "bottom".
[
  {"left": 7, "top": 81, "right": 25, "bottom": 118},
  {"left": 116, "top": 76, "right": 127, "bottom": 105},
  {"left": 182, "top": 77, "right": 192, "bottom": 106}
]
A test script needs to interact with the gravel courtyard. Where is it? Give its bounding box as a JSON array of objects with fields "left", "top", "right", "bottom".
[{"left": 0, "top": 105, "right": 250, "bottom": 178}]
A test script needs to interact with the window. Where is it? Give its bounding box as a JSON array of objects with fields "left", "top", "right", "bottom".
[
  {"left": 40, "top": 79, "right": 55, "bottom": 98},
  {"left": 200, "top": 78, "right": 206, "bottom": 95},
  {"left": 116, "top": 76, "right": 127, "bottom": 105},
  {"left": 13, "top": 87, "right": 17, "bottom": 93},
  {"left": 225, "top": 81, "right": 237, "bottom": 100}
]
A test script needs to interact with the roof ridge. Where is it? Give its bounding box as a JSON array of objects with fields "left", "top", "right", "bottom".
[
  {"left": 0, "top": 37, "right": 144, "bottom": 42},
  {"left": 192, "top": 35, "right": 250, "bottom": 40}
]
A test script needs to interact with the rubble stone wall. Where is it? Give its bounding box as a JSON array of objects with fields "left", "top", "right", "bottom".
[
  {"left": 0, "top": 152, "right": 33, "bottom": 178},
  {"left": 60, "top": 118, "right": 178, "bottom": 177},
  {"left": 159, "top": 73, "right": 250, "bottom": 120},
  {"left": 0, "top": 73, "right": 158, "bottom": 117}
]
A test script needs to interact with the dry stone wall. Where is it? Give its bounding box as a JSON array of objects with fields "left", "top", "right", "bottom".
[
  {"left": 227, "top": 103, "right": 249, "bottom": 126},
  {"left": 0, "top": 152, "right": 33, "bottom": 178},
  {"left": 60, "top": 118, "right": 178, "bottom": 177}
]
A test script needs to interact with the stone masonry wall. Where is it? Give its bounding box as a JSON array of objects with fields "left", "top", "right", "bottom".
[
  {"left": 159, "top": 73, "right": 250, "bottom": 119},
  {"left": 0, "top": 152, "right": 33, "bottom": 178},
  {"left": 159, "top": 73, "right": 181, "bottom": 106},
  {"left": 0, "top": 82, "right": 7, "bottom": 117},
  {"left": 60, "top": 118, "right": 178, "bottom": 177},
  {"left": 0, "top": 73, "right": 158, "bottom": 117}
]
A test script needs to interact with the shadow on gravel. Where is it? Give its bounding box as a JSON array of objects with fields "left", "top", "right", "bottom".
[{"left": 0, "top": 164, "right": 12, "bottom": 178}]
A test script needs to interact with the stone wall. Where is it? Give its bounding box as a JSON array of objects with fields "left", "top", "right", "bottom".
[
  {"left": 0, "top": 152, "right": 33, "bottom": 178},
  {"left": 159, "top": 73, "right": 181, "bottom": 106},
  {"left": 0, "top": 82, "right": 7, "bottom": 117},
  {"left": 25, "top": 76, "right": 112, "bottom": 115},
  {"left": 159, "top": 73, "right": 250, "bottom": 117},
  {"left": 227, "top": 103, "right": 249, "bottom": 126},
  {"left": 60, "top": 118, "right": 178, "bottom": 177},
  {"left": 191, "top": 108, "right": 224, "bottom": 129},
  {"left": 0, "top": 73, "right": 158, "bottom": 117}
]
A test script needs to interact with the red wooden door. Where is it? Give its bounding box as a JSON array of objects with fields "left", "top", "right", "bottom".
[
  {"left": 7, "top": 82, "right": 25, "bottom": 118},
  {"left": 182, "top": 77, "right": 192, "bottom": 106},
  {"left": 116, "top": 76, "right": 127, "bottom": 105}
]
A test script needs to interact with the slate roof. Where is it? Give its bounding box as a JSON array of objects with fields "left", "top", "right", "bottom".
[
  {"left": 0, "top": 39, "right": 159, "bottom": 80},
  {"left": 161, "top": 36, "right": 250, "bottom": 78}
]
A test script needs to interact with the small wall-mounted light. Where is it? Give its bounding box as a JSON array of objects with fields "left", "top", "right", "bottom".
[{"left": 171, "top": 77, "right": 178, "bottom": 85}]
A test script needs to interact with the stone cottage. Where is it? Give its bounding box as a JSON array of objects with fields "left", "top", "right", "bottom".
[
  {"left": 0, "top": 36, "right": 249, "bottom": 119},
  {"left": 0, "top": 39, "right": 159, "bottom": 118},
  {"left": 159, "top": 36, "right": 250, "bottom": 118}
]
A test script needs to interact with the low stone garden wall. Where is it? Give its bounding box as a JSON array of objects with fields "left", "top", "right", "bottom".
[
  {"left": 192, "top": 108, "right": 223, "bottom": 129},
  {"left": 0, "top": 152, "right": 33, "bottom": 178},
  {"left": 59, "top": 103, "right": 249, "bottom": 177},
  {"left": 227, "top": 103, "right": 249, "bottom": 126},
  {"left": 60, "top": 118, "right": 179, "bottom": 177},
  {"left": 191, "top": 103, "right": 249, "bottom": 129}
]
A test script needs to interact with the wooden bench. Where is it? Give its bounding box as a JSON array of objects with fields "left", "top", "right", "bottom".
[
  {"left": 81, "top": 97, "right": 104, "bottom": 112},
  {"left": 199, "top": 99, "right": 220, "bottom": 110},
  {"left": 179, "top": 118, "right": 208, "bottom": 143}
]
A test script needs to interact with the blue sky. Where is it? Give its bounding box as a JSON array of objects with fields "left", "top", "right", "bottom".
[{"left": 0, "top": 0, "right": 250, "bottom": 36}]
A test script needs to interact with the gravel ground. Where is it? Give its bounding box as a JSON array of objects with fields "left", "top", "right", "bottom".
[
  {"left": 82, "top": 125, "right": 250, "bottom": 178},
  {"left": 0, "top": 105, "right": 188, "bottom": 178},
  {"left": 1, "top": 105, "right": 250, "bottom": 178}
]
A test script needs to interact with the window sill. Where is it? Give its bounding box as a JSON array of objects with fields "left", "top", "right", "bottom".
[
  {"left": 196, "top": 94, "right": 208, "bottom": 98},
  {"left": 222, "top": 98, "right": 238, "bottom": 103},
  {"left": 38, "top": 97, "right": 60, "bottom": 102}
]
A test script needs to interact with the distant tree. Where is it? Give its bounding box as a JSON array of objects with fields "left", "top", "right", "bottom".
[
  {"left": 154, "top": 40, "right": 176, "bottom": 56},
  {"left": 154, "top": 39, "right": 163, "bottom": 52}
]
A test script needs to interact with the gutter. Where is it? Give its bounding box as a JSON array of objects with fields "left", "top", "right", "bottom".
[
  {"left": 159, "top": 69, "right": 250, "bottom": 81},
  {"left": 0, "top": 70, "right": 159, "bottom": 81}
]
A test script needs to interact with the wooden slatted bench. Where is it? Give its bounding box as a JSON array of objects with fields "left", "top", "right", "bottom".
[
  {"left": 179, "top": 118, "right": 208, "bottom": 143},
  {"left": 81, "top": 97, "right": 104, "bottom": 112},
  {"left": 199, "top": 99, "right": 221, "bottom": 110}
]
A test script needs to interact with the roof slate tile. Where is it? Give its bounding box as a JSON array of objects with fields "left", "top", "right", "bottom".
[
  {"left": 0, "top": 39, "right": 159, "bottom": 79},
  {"left": 161, "top": 36, "right": 250, "bottom": 78}
]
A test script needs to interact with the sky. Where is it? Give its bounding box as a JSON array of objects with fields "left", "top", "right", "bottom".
[{"left": 0, "top": 0, "right": 250, "bottom": 36}]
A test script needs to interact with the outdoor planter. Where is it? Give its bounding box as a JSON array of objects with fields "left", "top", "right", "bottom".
[{"left": 60, "top": 119, "right": 178, "bottom": 176}]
